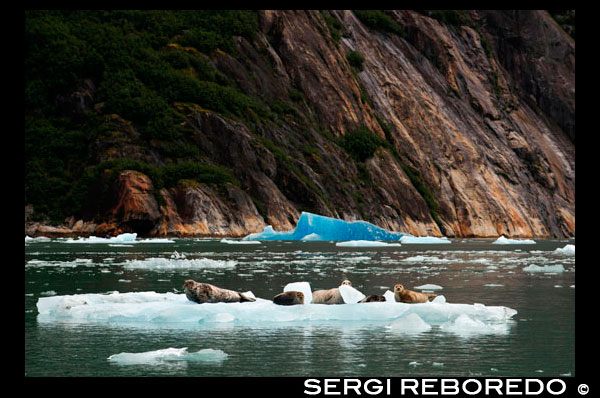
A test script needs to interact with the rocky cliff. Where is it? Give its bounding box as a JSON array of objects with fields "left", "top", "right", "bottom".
[{"left": 24, "top": 10, "right": 575, "bottom": 238}]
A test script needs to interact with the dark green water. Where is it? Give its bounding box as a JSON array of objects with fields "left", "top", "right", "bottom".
[{"left": 25, "top": 238, "right": 575, "bottom": 377}]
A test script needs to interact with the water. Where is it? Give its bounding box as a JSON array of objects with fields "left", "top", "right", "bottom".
[{"left": 25, "top": 238, "right": 575, "bottom": 377}]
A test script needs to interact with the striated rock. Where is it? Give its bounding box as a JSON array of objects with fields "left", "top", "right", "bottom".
[{"left": 108, "top": 170, "right": 161, "bottom": 234}]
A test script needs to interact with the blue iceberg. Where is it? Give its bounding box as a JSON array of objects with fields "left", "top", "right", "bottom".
[{"left": 243, "top": 212, "right": 405, "bottom": 241}]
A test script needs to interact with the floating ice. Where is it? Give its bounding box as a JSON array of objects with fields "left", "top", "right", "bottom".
[
  {"left": 25, "top": 236, "right": 51, "bottom": 243},
  {"left": 523, "top": 264, "right": 565, "bottom": 273},
  {"left": 122, "top": 257, "right": 236, "bottom": 270},
  {"left": 40, "top": 290, "right": 57, "bottom": 296},
  {"left": 492, "top": 236, "right": 536, "bottom": 245},
  {"left": 336, "top": 240, "right": 401, "bottom": 247},
  {"left": 301, "top": 233, "right": 322, "bottom": 241},
  {"left": 283, "top": 282, "right": 313, "bottom": 304},
  {"left": 439, "top": 314, "right": 510, "bottom": 336},
  {"left": 220, "top": 239, "right": 261, "bottom": 245},
  {"left": 64, "top": 233, "right": 174, "bottom": 244},
  {"left": 383, "top": 290, "right": 396, "bottom": 303},
  {"left": 400, "top": 236, "right": 451, "bottom": 244},
  {"left": 554, "top": 244, "right": 575, "bottom": 256},
  {"left": 243, "top": 212, "right": 405, "bottom": 241},
  {"left": 402, "top": 255, "right": 449, "bottom": 263},
  {"left": 339, "top": 284, "right": 366, "bottom": 304},
  {"left": 414, "top": 284, "right": 443, "bottom": 290},
  {"left": 386, "top": 313, "right": 431, "bottom": 333},
  {"left": 37, "top": 291, "right": 517, "bottom": 326},
  {"left": 108, "top": 347, "right": 228, "bottom": 365}
]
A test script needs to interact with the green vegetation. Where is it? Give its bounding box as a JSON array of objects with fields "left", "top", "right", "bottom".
[
  {"left": 415, "top": 10, "right": 471, "bottom": 27},
  {"left": 346, "top": 51, "right": 365, "bottom": 71},
  {"left": 548, "top": 10, "right": 575, "bottom": 39},
  {"left": 353, "top": 10, "right": 404, "bottom": 36},
  {"left": 25, "top": 10, "right": 266, "bottom": 222},
  {"left": 339, "top": 127, "right": 388, "bottom": 163},
  {"left": 320, "top": 10, "right": 343, "bottom": 44}
]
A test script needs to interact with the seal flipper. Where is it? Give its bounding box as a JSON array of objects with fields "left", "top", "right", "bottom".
[{"left": 238, "top": 292, "right": 256, "bottom": 302}]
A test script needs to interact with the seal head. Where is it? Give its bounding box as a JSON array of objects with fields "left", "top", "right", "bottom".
[{"left": 273, "top": 291, "right": 304, "bottom": 306}]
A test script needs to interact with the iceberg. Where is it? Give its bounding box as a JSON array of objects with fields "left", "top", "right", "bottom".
[
  {"left": 243, "top": 212, "right": 405, "bottom": 241},
  {"left": 64, "top": 233, "right": 175, "bottom": 244},
  {"left": 400, "top": 236, "right": 451, "bottom": 244},
  {"left": 108, "top": 347, "right": 228, "bottom": 365},
  {"left": 386, "top": 313, "right": 431, "bottom": 333},
  {"left": 37, "top": 291, "right": 517, "bottom": 326},
  {"left": 523, "top": 264, "right": 565, "bottom": 273},
  {"left": 554, "top": 244, "right": 575, "bottom": 256},
  {"left": 220, "top": 239, "right": 261, "bottom": 245},
  {"left": 492, "top": 236, "right": 536, "bottom": 245},
  {"left": 414, "top": 284, "right": 443, "bottom": 291},
  {"left": 122, "top": 257, "right": 237, "bottom": 270},
  {"left": 439, "top": 314, "right": 510, "bottom": 336}
]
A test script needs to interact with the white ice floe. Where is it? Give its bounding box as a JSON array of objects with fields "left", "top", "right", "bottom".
[
  {"left": 439, "top": 314, "right": 510, "bottom": 335},
  {"left": 492, "top": 236, "right": 536, "bottom": 245},
  {"left": 220, "top": 239, "right": 261, "bottom": 245},
  {"left": 25, "top": 236, "right": 51, "bottom": 243},
  {"left": 122, "top": 257, "right": 237, "bottom": 270},
  {"left": 339, "top": 284, "right": 366, "bottom": 304},
  {"left": 37, "top": 291, "right": 517, "bottom": 326},
  {"left": 386, "top": 313, "right": 431, "bottom": 333},
  {"left": 336, "top": 240, "right": 401, "bottom": 247},
  {"left": 414, "top": 284, "right": 443, "bottom": 291},
  {"left": 554, "top": 244, "right": 575, "bottom": 256},
  {"left": 64, "top": 233, "right": 175, "bottom": 244},
  {"left": 522, "top": 264, "right": 565, "bottom": 273},
  {"left": 108, "top": 347, "right": 228, "bottom": 365},
  {"left": 402, "top": 255, "right": 450, "bottom": 263},
  {"left": 400, "top": 236, "right": 451, "bottom": 244}
]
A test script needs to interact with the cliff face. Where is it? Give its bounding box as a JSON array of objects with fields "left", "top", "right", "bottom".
[{"left": 25, "top": 10, "right": 575, "bottom": 238}]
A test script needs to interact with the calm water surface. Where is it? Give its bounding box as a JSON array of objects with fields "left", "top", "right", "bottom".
[{"left": 24, "top": 238, "right": 575, "bottom": 377}]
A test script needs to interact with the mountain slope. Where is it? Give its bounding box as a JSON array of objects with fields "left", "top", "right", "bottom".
[{"left": 24, "top": 10, "right": 575, "bottom": 238}]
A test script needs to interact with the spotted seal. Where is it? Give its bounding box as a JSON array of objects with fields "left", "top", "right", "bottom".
[
  {"left": 273, "top": 291, "right": 305, "bottom": 306},
  {"left": 182, "top": 280, "right": 256, "bottom": 304},
  {"left": 394, "top": 283, "right": 437, "bottom": 303},
  {"left": 311, "top": 280, "right": 352, "bottom": 304}
]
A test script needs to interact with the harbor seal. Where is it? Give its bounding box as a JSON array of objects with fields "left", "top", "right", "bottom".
[
  {"left": 273, "top": 291, "right": 304, "bottom": 306},
  {"left": 358, "top": 295, "right": 386, "bottom": 303},
  {"left": 311, "top": 280, "right": 352, "bottom": 304},
  {"left": 394, "top": 284, "right": 437, "bottom": 303},
  {"left": 182, "top": 280, "right": 256, "bottom": 304}
]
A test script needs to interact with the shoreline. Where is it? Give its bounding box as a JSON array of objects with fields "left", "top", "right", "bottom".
[{"left": 24, "top": 222, "right": 575, "bottom": 240}]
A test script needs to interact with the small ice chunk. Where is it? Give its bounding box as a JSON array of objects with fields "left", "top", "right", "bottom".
[
  {"left": 387, "top": 313, "right": 431, "bottom": 333},
  {"left": 440, "top": 314, "right": 508, "bottom": 335},
  {"left": 339, "top": 284, "right": 366, "bottom": 304},
  {"left": 108, "top": 347, "right": 228, "bottom": 365},
  {"left": 492, "top": 236, "right": 536, "bottom": 245},
  {"left": 40, "top": 290, "right": 56, "bottom": 296},
  {"left": 400, "top": 236, "right": 451, "bottom": 244},
  {"left": 336, "top": 240, "right": 401, "bottom": 247},
  {"left": 301, "top": 233, "right": 322, "bottom": 241},
  {"left": 383, "top": 290, "right": 396, "bottom": 303},
  {"left": 220, "top": 239, "right": 261, "bottom": 245},
  {"left": 554, "top": 244, "right": 575, "bottom": 256},
  {"left": 414, "top": 284, "right": 443, "bottom": 290},
  {"left": 523, "top": 264, "right": 565, "bottom": 273},
  {"left": 432, "top": 295, "right": 446, "bottom": 304},
  {"left": 283, "top": 282, "right": 312, "bottom": 304}
]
